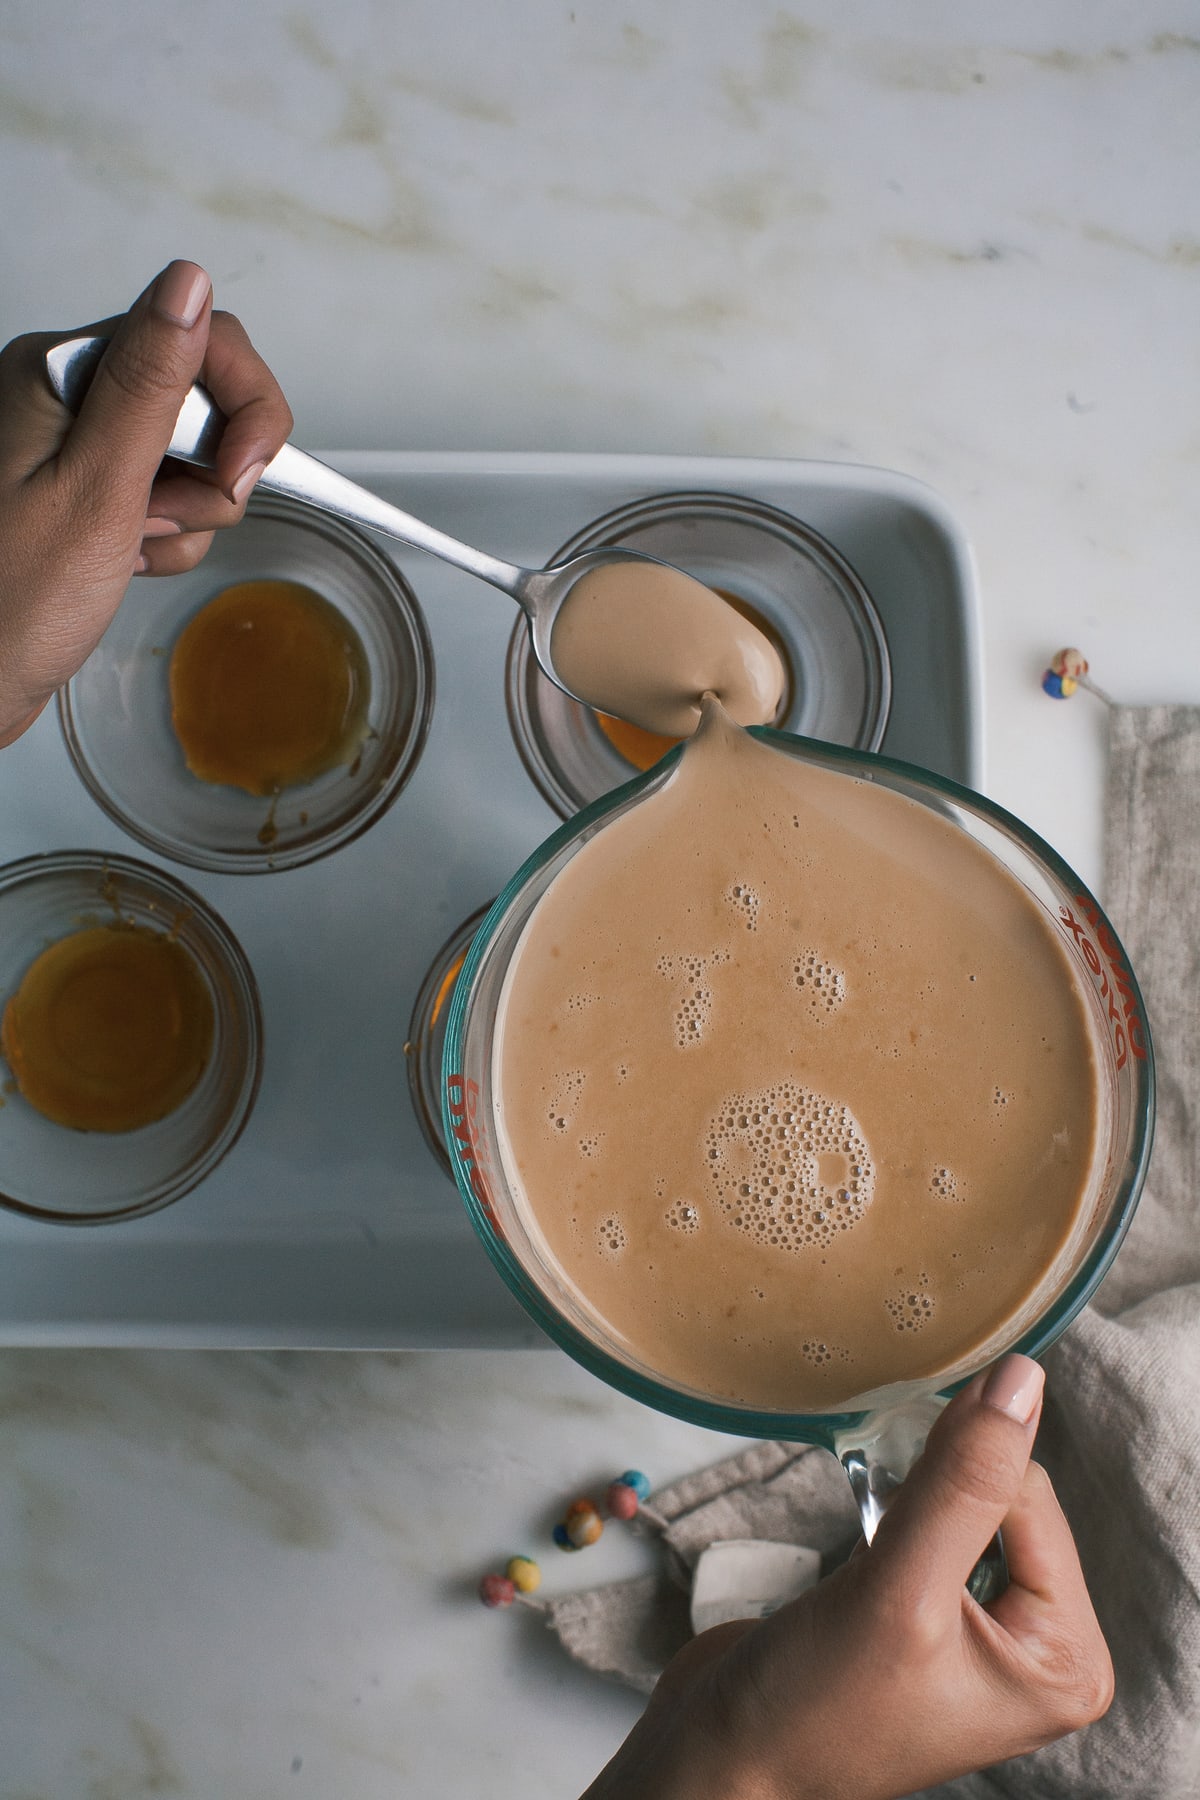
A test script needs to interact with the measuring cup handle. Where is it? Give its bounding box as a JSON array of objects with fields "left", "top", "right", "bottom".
[{"left": 833, "top": 1395, "right": 1009, "bottom": 1606}]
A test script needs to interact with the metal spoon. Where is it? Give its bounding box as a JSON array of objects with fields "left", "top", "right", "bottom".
[{"left": 44, "top": 333, "right": 683, "bottom": 718}]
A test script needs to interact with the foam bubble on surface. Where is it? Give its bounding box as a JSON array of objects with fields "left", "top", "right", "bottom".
[
  {"left": 664, "top": 1199, "right": 701, "bottom": 1233},
  {"left": 726, "top": 882, "right": 761, "bottom": 932},
  {"left": 579, "top": 1132, "right": 605, "bottom": 1159},
  {"left": 798, "top": 1339, "right": 853, "bottom": 1367},
  {"left": 657, "top": 949, "right": 731, "bottom": 1050},
  {"left": 885, "top": 1277, "right": 936, "bottom": 1333},
  {"left": 793, "top": 949, "right": 846, "bottom": 1017},
  {"left": 703, "top": 1081, "right": 875, "bottom": 1251},
  {"left": 544, "top": 1068, "right": 586, "bottom": 1134},
  {"left": 597, "top": 1214, "right": 627, "bottom": 1256},
  {"left": 929, "top": 1166, "right": 965, "bottom": 1202}
]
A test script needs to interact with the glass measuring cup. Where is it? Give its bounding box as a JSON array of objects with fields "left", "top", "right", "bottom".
[{"left": 442, "top": 730, "right": 1154, "bottom": 1589}]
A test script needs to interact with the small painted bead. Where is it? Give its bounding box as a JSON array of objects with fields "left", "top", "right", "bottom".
[
  {"left": 606, "top": 1480, "right": 639, "bottom": 1520},
  {"left": 566, "top": 1507, "right": 604, "bottom": 1548},
  {"left": 505, "top": 1555, "right": 541, "bottom": 1594},
  {"left": 1051, "top": 647, "right": 1089, "bottom": 678},
  {"left": 564, "top": 1497, "right": 597, "bottom": 1522},
  {"left": 479, "top": 1573, "right": 515, "bottom": 1609},
  {"left": 552, "top": 1522, "right": 577, "bottom": 1551},
  {"left": 620, "top": 1470, "right": 651, "bottom": 1501},
  {"left": 1042, "top": 670, "right": 1077, "bottom": 699}
]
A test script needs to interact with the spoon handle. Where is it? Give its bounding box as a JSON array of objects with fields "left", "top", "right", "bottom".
[
  {"left": 254, "top": 444, "right": 524, "bottom": 594},
  {"left": 44, "top": 335, "right": 525, "bottom": 597}
]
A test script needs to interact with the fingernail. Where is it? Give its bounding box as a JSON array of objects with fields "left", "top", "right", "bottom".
[
  {"left": 152, "top": 260, "right": 211, "bottom": 329},
  {"left": 982, "top": 1354, "right": 1044, "bottom": 1425},
  {"left": 231, "top": 461, "right": 266, "bottom": 506},
  {"left": 134, "top": 555, "right": 150, "bottom": 575},
  {"left": 142, "top": 518, "right": 182, "bottom": 539}
]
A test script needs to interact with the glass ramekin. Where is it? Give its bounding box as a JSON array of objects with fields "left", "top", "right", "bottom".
[
  {"left": 442, "top": 731, "right": 1154, "bottom": 1571},
  {"left": 0, "top": 851, "right": 263, "bottom": 1224},
  {"left": 59, "top": 495, "right": 435, "bottom": 874},
  {"left": 406, "top": 900, "right": 493, "bottom": 1177},
  {"left": 506, "top": 491, "right": 892, "bottom": 817}
]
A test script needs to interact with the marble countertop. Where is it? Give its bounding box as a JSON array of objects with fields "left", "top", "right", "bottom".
[{"left": 2, "top": 1, "right": 1197, "bottom": 1794}]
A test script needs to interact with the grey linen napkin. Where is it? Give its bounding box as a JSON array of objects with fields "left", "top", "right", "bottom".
[
  {"left": 541, "top": 706, "right": 1200, "bottom": 1798},
  {"left": 545, "top": 1442, "right": 859, "bottom": 1692}
]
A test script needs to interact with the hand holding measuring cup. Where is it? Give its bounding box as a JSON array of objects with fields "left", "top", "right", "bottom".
[{"left": 583, "top": 1356, "right": 1113, "bottom": 1800}]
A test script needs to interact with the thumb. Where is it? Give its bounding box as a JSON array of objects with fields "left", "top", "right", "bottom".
[
  {"left": 869, "top": 1354, "right": 1045, "bottom": 1596},
  {"left": 59, "top": 259, "right": 212, "bottom": 499}
]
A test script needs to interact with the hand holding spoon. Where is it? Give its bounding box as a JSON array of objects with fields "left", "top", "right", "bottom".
[{"left": 45, "top": 336, "right": 784, "bottom": 737}]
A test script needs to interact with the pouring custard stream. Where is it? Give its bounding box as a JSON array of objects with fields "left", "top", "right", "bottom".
[{"left": 490, "top": 699, "right": 1102, "bottom": 1412}]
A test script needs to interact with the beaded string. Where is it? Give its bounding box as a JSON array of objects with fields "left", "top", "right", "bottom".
[
  {"left": 1041, "top": 647, "right": 1115, "bottom": 706},
  {"left": 478, "top": 1469, "right": 667, "bottom": 1611}
]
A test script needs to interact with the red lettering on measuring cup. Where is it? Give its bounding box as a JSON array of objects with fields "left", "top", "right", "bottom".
[
  {"left": 445, "top": 1072, "right": 503, "bottom": 1233},
  {"left": 1059, "top": 898, "right": 1148, "bottom": 1071}
]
